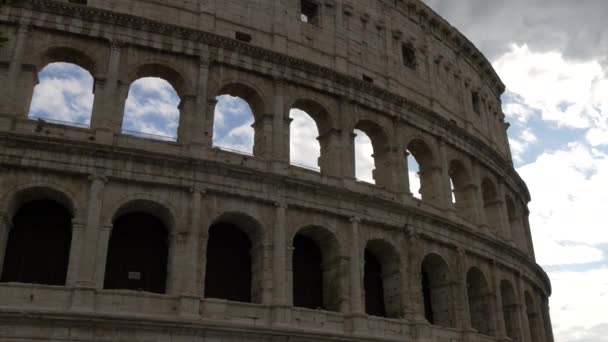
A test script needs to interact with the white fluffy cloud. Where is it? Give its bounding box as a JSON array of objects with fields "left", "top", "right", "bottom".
[
  {"left": 29, "top": 62, "right": 94, "bottom": 126},
  {"left": 354, "top": 129, "right": 375, "bottom": 184}
]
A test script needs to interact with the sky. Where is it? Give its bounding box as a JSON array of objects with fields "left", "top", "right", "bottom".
[{"left": 26, "top": 2, "right": 608, "bottom": 341}]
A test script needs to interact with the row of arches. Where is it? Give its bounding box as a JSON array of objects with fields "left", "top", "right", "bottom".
[
  {"left": 27, "top": 61, "right": 528, "bottom": 245},
  {"left": 0, "top": 192, "right": 547, "bottom": 340}
]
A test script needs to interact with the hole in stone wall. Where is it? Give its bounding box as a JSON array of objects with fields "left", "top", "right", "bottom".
[
  {"left": 354, "top": 129, "right": 375, "bottom": 184},
  {"left": 290, "top": 108, "right": 321, "bottom": 171},
  {"left": 213, "top": 95, "right": 255, "bottom": 156},
  {"left": 204, "top": 223, "right": 252, "bottom": 302},
  {"left": 406, "top": 150, "right": 422, "bottom": 199},
  {"left": 364, "top": 249, "right": 387, "bottom": 317},
  {"left": 300, "top": 0, "right": 319, "bottom": 24},
  {"left": 104, "top": 212, "right": 168, "bottom": 293},
  {"left": 402, "top": 43, "right": 417, "bottom": 70},
  {"left": 292, "top": 234, "right": 324, "bottom": 309},
  {"left": 28, "top": 62, "right": 94, "bottom": 128},
  {"left": 123, "top": 77, "right": 180, "bottom": 141},
  {"left": 1, "top": 199, "right": 72, "bottom": 286}
]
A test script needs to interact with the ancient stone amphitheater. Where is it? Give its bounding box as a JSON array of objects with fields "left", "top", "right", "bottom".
[{"left": 0, "top": 0, "right": 554, "bottom": 341}]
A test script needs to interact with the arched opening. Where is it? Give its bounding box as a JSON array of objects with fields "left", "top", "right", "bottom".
[
  {"left": 525, "top": 291, "right": 541, "bottom": 342},
  {"left": 501, "top": 280, "right": 520, "bottom": 341},
  {"left": 406, "top": 139, "right": 437, "bottom": 202},
  {"left": 204, "top": 223, "right": 251, "bottom": 302},
  {"left": 293, "top": 235, "right": 323, "bottom": 309},
  {"left": 1, "top": 199, "right": 72, "bottom": 285},
  {"left": 204, "top": 213, "right": 262, "bottom": 303},
  {"left": 467, "top": 267, "right": 492, "bottom": 336},
  {"left": 449, "top": 160, "right": 475, "bottom": 221},
  {"left": 364, "top": 240, "right": 401, "bottom": 318},
  {"left": 104, "top": 212, "right": 169, "bottom": 293},
  {"left": 481, "top": 178, "right": 500, "bottom": 231},
  {"left": 123, "top": 77, "right": 180, "bottom": 141},
  {"left": 289, "top": 100, "right": 328, "bottom": 171},
  {"left": 354, "top": 121, "right": 391, "bottom": 187},
  {"left": 213, "top": 83, "right": 264, "bottom": 156},
  {"left": 364, "top": 249, "right": 386, "bottom": 317},
  {"left": 28, "top": 62, "right": 94, "bottom": 128},
  {"left": 291, "top": 226, "right": 341, "bottom": 311},
  {"left": 421, "top": 254, "right": 455, "bottom": 327},
  {"left": 213, "top": 95, "right": 255, "bottom": 155}
]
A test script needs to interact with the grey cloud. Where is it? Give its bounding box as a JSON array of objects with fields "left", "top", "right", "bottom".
[{"left": 422, "top": 0, "right": 608, "bottom": 63}]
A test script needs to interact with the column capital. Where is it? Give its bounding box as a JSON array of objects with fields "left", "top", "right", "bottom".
[
  {"left": 274, "top": 201, "right": 288, "bottom": 209},
  {"left": 88, "top": 174, "right": 108, "bottom": 184},
  {"left": 189, "top": 186, "right": 207, "bottom": 195},
  {"left": 349, "top": 216, "right": 361, "bottom": 224}
]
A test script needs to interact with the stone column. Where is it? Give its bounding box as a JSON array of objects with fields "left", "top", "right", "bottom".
[
  {"left": 349, "top": 217, "right": 366, "bottom": 333},
  {"left": 470, "top": 161, "right": 486, "bottom": 228},
  {"left": 204, "top": 98, "right": 218, "bottom": 148},
  {"left": 496, "top": 182, "right": 512, "bottom": 241},
  {"left": 455, "top": 248, "right": 472, "bottom": 331},
  {"left": 0, "top": 211, "right": 10, "bottom": 277},
  {"left": 490, "top": 262, "right": 507, "bottom": 338},
  {"left": 517, "top": 275, "right": 533, "bottom": 342},
  {"left": 179, "top": 188, "right": 205, "bottom": 318},
  {"left": 2, "top": 24, "right": 32, "bottom": 119},
  {"left": 177, "top": 95, "right": 197, "bottom": 144},
  {"left": 66, "top": 220, "right": 86, "bottom": 286},
  {"left": 272, "top": 202, "right": 290, "bottom": 323},
  {"left": 90, "top": 41, "right": 123, "bottom": 141},
  {"left": 75, "top": 175, "right": 107, "bottom": 287},
  {"left": 189, "top": 54, "right": 212, "bottom": 155},
  {"left": 437, "top": 139, "right": 452, "bottom": 209},
  {"left": 318, "top": 128, "right": 346, "bottom": 178},
  {"left": 271, "top": 78, "right": 289, "bottom": 172},
  {"left": 406, "top": 228, "right": 425, "bottom": 322},
  {"left": 93, "top": 224, "right": 112, "bottom": 289},
  {"left": 71, "top": 175, "right": 107, "bottom": 311}
]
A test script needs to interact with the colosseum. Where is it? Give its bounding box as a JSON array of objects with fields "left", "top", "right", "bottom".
[{"left": 0, "top": 0, "right": 554, "bottom": 341}]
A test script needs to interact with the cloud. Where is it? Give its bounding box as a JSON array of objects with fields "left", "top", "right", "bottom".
[
  {"left": 354, "top": 129, "right": 375, "bottom": 184},
  {"left": 289, "top": 109, "right": 320, "bottom": 170},
  {"left": 212, "top": 95, "right": 254, "bottom": 154},
  {"left": 29, "top": 62, "right": 94, "bottom": 126},
  {"left": 123, "top": 77, "right": 180, "bottom": 139},
  {"left": 422, "top": 0, "right": 608, "bottom": 64}
]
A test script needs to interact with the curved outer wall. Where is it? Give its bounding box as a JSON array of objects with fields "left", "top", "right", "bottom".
[{"left": 0, "top": 1, "right": 553, "bottom": 342}]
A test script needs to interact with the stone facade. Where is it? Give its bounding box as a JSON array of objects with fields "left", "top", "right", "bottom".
[{"left": 0, "top": 1, "right": 554, "bottom": 342}]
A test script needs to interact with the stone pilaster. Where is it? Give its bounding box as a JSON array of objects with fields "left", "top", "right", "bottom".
[
  {"left": 470, "top": 161, "right": 487, "bottom": 228},
  {"left": 437, "top": 138, "right": 452, "bottom": 209},
  {"left": 90, "top": 40, "right": 123, "bottom": 141},
  {"left": 348, "top": 216, "right": 366, "bottom": 334},
  {"left": 496, "top": 182, "right": 512, "bottom": 242},
  {"left": 490, "top": 262, "right": 507, "bottom": 339},
  {"left": 177, "top": 94, "right": 197, "bottom": 144},
  {"left": 318, "top": 128, "right": 346, "bottom": 179},
  {"left": 455, "top": 248, "right": 472, "bottom": 331},
  {"left": 75, "top": 175, "right": 107, "bottom": 287},
  {"left": 271, "top": 78, "right": 289, "bottom": 171},
  {"left": 94, "top": 224, "right": 113, "bottom": 289},
  {"left": 272, "top": 202, "right": 290, "bottom": 324},
  {"left": 179, "top": 188, "right": 205, "bottom": 318},
  {"left": 188, "top": 54, "right": 212, "bottom": 155},
  {"left": 517, "top": 275, "right": 532, "bottom": 342},
  {"left": 2, "top": 24, "right": 31, "bottom": 119}
]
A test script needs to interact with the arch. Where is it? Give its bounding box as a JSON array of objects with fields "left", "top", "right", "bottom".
[
  {"left": 500, "top": 280, "right": 521, "bottom": 341},
  {"left": 1, "top": 198, "right": 72, "bottom": 286},
  {"left": 103, "top": 200, "right": 171, "bottom": 293},
  {"left": 213, "top": 82, "right": 266, "bottom": 156},
  {"left": 204, "top": 212, "right": 264, "bottom": 304},
  {"left": 289, "top": 99, "right": 332, "bottom": 171},
  {"left": 420, "top": 253, "right": 455, "bottom": 327},
  {"left": 481, "top": 178, "right": 500, "bottom": 231},
  {"left": 406, "top": 138, "right": 439, "bottom": 202},
  {"left": 110, "top": 198, "right": 175, "bottom": 231},
  {"left": 36, "top": 46, "right": 97, "bottom": 75},
  {"left": 28, "top": 62, "right": 95, "bottom": 128},
  {"left": 122, "top": 77, "right": 181, "bottom": 141},
  {"left": 213, "top": 94, "right": 255, "bottom": 155},
  {"left": 128, "top": 63, "right": 188, "bottom": 97},
  {"left": 291, "top": 225, "right": 341, "bottom": 311},
  {"left": 525, "top": 291, "right": 542, "bottom": 342},
  {"left": 3, "top": 185, "right": 76, "bottom": 219},
  {"left": 364, "top": 239, "right": 402, "bottom": 318},
  {"left": 449, "top": 160, "right": 475, "bottom": 220},
  {"left": 467, "top": 267, "right": 493, "bottom": 336}
]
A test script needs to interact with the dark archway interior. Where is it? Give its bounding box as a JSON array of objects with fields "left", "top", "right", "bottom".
[
  {"left": 292, "top": 234, "right": 324, "bottom": 309},
  {"left": 364, "top": 249, "right": 387, "bottom": 317},
  {"left": 204, "top": 223, "right": 252, "bottom": 302},
  {"left": 1, "top": 199, "right": 72, "bottom": 285},
  {"left": 104, "top": 212, "right": 168, "bottom": 293},
  {"left": 421, "top": 269, "right": 434, "bottom": 324}
]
